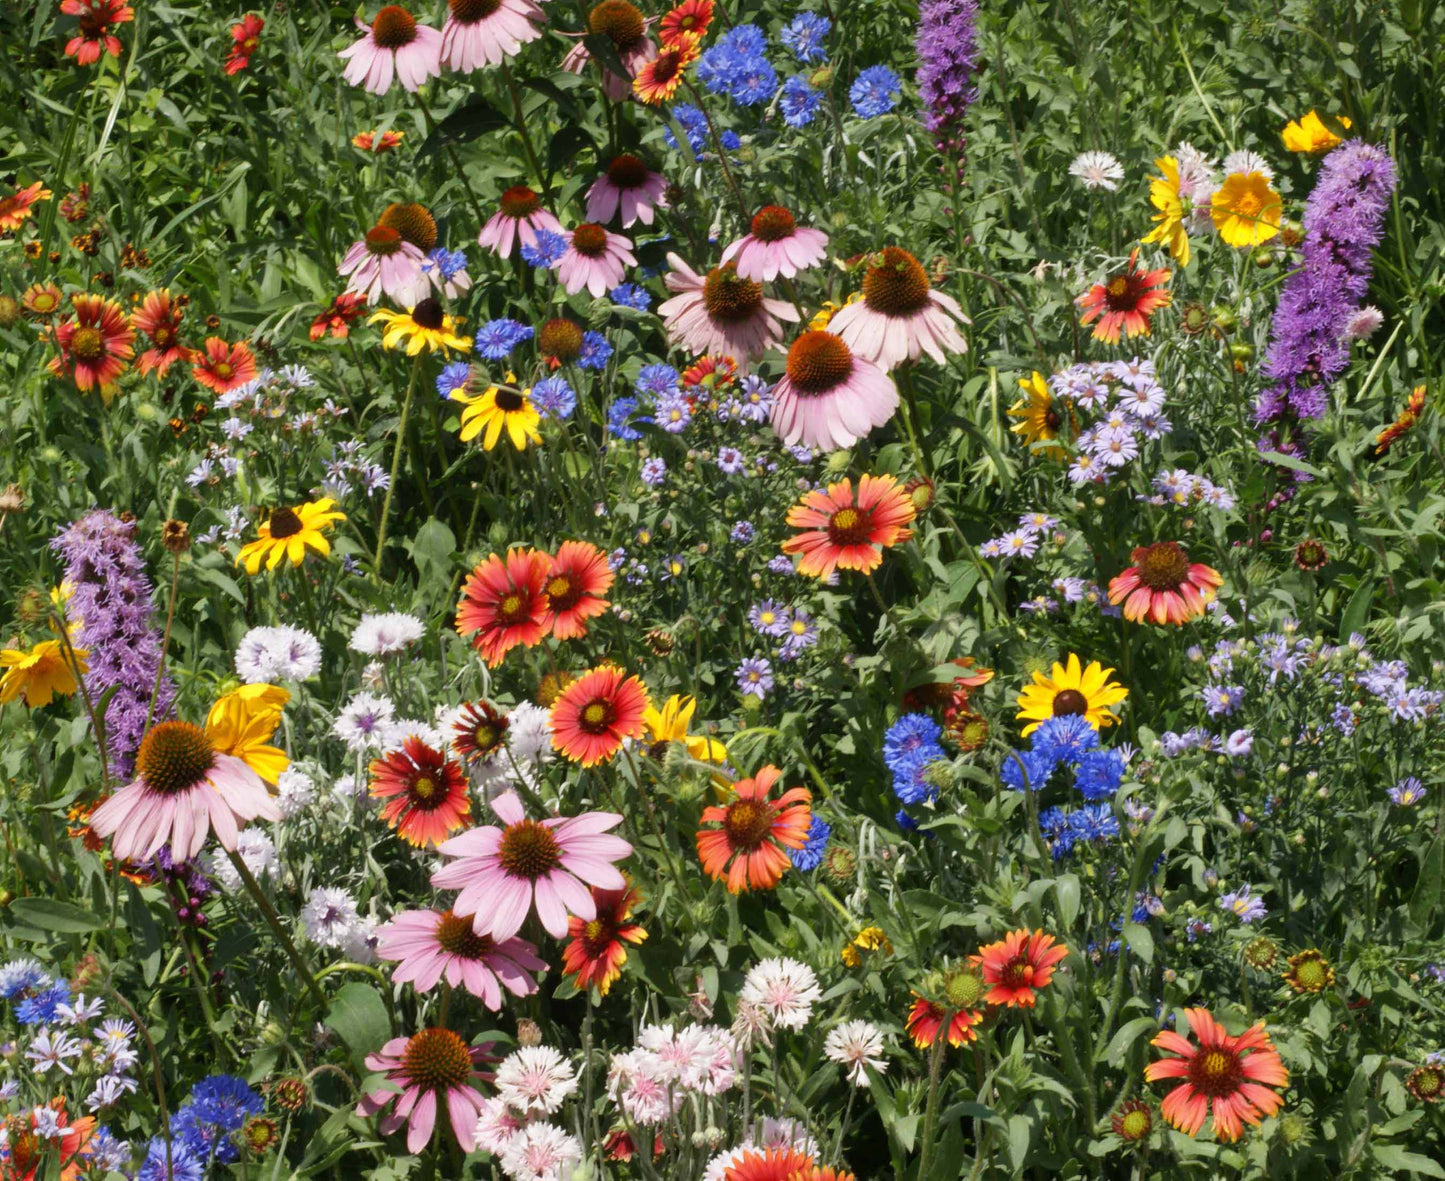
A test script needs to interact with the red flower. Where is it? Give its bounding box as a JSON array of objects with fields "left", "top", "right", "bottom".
[
  {"left": 905, "top": 994, "right": 982, "bottom": 1048},
  {"left": 781, "top": 472, "right": 916, "bottom": 580},
  {"left": 971, "top": 928, "right": 1069, "bottom": 1008},
  {"left": 225, "top": 13, "right": 264, "bottom": 75},
  {"left": 451, "top": 700, "right": 509, "bottom": 764},
  {"left": 680, "top": 353, "right": 737, "bottom": 391},
  {"left": 659, "top": 0, "right": 713, "bottom": 45},
  {"left": 724, "top": 1149, "right": 816, "bottom": 1181},
  {"left": 131, "top": 288, "right": 192, "bottom": 378},
  {"left": 3, "top": 1097, "right": 95, "bottom": 1180},
  {"left": 48, "top": 294, "right": 133, "bottom": 391},
  {"left": 549, "top": 666, "right": 650, "bottom": 767},
  {"left": 353, "top": 130, "right": 405, "bottom": 153},
  {"left": 696, "top": 766, "right": 811, "bottom": 893},
  {"left": 1107, "top": 540, "right": 1222, "bottom": 626},
  {"left": 191, "top": 336, "right": 258, "bottom": 394},
  {"left": 541, "top": 540, "right": 614, "bottom": 640},
  {"left": 369, "top": 736, "right": 472, "bottom": 848},
  {"left": 1145, "top": 1008, "right": 1289, "bottom": 1142},
  {"left": 309, "top": 291, "right": 369, "bottom": 341},
  {"left": 454, "top": 548, "right": 550, "bottom": 667},
  {"left": 0, "top": 181, "right": 51, "bottom": 233},
  {"left": 561, "top": 881, "right": 647, "bottom": 996},
  {"left": 60, "top": 0, "right": 134, "bottom": 66},
  {"left": 1076, "top": 249, "right": 1172, "bottom": 344}
]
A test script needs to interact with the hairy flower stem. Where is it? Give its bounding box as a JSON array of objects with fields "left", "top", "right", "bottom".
[
  {"left": 683, "top": 80, "right": 749, "bottom": 222},
  {"left": 500, "top": 62, "right": 552, "bottom": 202},
  {"left": 917, "top": 1011, "right": 950, "bottom": 1176},
  {"left": 227, "top": 848, "right": 329, "bottom": 1012},
  {"left": 144, "top": 550, "right": 181, "bottom": 733},
  {"left": 373, "top": 353, "right": 424, "bottom": 580}
]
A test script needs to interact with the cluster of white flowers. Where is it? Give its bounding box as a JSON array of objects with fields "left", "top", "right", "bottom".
[
  {"left": 298, "top": 887, "right": 376, "bottom": 962},
  {"left": 606, "top": 1023, "right": 740, "bottom": 1128},
  {"left": 474, "top": 1046, "right": 582, "bottom": 1181},
  {"left": 235, "top": 624, "right": 322, "bottom": 681}
]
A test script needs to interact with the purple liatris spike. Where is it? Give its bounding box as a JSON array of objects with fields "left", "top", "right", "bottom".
[
  {"left": 915, "top": 0, "right": 980, "bottom": 160},
  {"left": 50, "top": 510, "right": 175, "bottom": 777}
]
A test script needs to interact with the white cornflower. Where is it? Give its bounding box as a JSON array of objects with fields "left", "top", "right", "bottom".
[
  {"left": 1221, "top": 148, "right": 1273, "bottom": 181},
  {"left": 349, "top": 612, "right": 425, "bottom": 656},
  {"left": 606, "top": 1048, "right": 679, "bottom": 1126},
  {"left": 474, "top": 1096, "right": 525, "bottom": 1155},
  {"left": 333, "top": 693, "right": 396, "bottom": 751},
  {"left": 495, "top": 1046, "right": 578, "bottom": 1116},
  {"left": 209, "top": 828, "right": 279, "bottom": 891},
  {"left": 739, "top": 957, "right": 821, "bottom": 1031},
  {"left": 276, "top": 767, "right": 316, "bottom": 818},
  {"left": 506, "top": 702, "right": 553, "bottom": 763},
  {"left": 380, "top": 717, "right": 447, "bottom": 754},
  {"left": 234, "top": 625, "right": 322, "bottom": 681},
  {"left": 499, "top": 1121, "right": 581, "bottom": 1181},
  {"left": 1346, "top": 305, "right": 1384, "bottom": 340},
  {"left": 824, "top": 1019, "right": 887, "bottom": 1085},
  {"left": 299, "top": 888, "right": 361, "bottom": 949},
  {"left": 1068, "top": 150, "right": 1125, "bottom": 192}
]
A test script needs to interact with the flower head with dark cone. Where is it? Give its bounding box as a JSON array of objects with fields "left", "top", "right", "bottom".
[
  {"left": 782, "top": 473, "right": 916, "bottom": 580},
  {"left": 723, "top": 206, "right": 829, "bottom": 282},
  {"left": 61, "top": 0, "right": 134, "bottom": 65},
  {"left": 1077, "top": 249, "right": 1172, "bottom": 344},
  {"left": 971, "top": 928, "right": 1069, "bottom": 1008},
  {"left": 1145, "top": 1009, "right": 1288, "bottom": 1141},
  {"left": 1015, "top": 654, "right": 1127, "bottom": 737},
  {"left": 455, "top": 548, "right": 550, "bottom": 666},
  {"left": 452, "top": 700, "right": 509, "bottom": 764},
  {"left": 697, "top": 766, "right": 812, "bottom": 893},
  {"left": 479, "top": 186, "right": 565, "bottom": 258},
  {"left": 1107, "top": 541, "right": 1221, "bottom": 626},
  {"left": 376, "top": 908, "right": 545, "bottom": 1010},
  {"left": 369, "top": 736, "right": 472, "bottom": 848},
  {"left": 905, "top": 994, "right": 982, "bottom": 1048},
  {"left": 541, "top": 541, "right": 614, "bottom": 640},
  {"left": 191, "top": 336, "right": 258, "bottom": 394},
  {"left": 236, "top": 500, "right": 346, "bottom": 574},
  {"left": 632, "top": 33, "right": 700, "bottom": 105},
  {"left": 132, "top": 289, "right": 192, "bottom": 378},
  {"left": 48, "top": 295, "right": 133, "bottom": 392},
  {"left": 440, "top": 0, "right": 544, "bottom": 73},
  {"left": 826, "top": 246, "right": 969, "bottom": 371},
  {"left": 1008, "top": 371, "right": 1070, "bottom": 460},
  {"left": 354, "top": 1027, "right": 496, "bottom": 1154},
  {"left": 1112, "top": 1099, "right": 1153, "bottom": 1143},
  {"left": 561, "top": 881, "right": 647, "bottom": 996},
  {"left": 550, "top": 666, "right": 650, "bottom": 767},
  {"left": 659, "top": 0, "right": 711, "bottom": 44},
  {"left": 769, "top": 329, "right": 897, "bottom": 453},
  {"left": 658, "top": 254, "right": 799, "bottom": 361},
  {"left": 339, "top": 5, "right": 443, "bottom": 95}
]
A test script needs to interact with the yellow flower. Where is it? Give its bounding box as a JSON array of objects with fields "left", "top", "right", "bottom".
[
  {"left": 1140, "top": 156, "right": 1191, "bottom": 267},
  {"left": 205, "top": 683, "right": 290, "bottom": 784},
  {"left": 1281, "top": 110, "right": 1350, "bottom": 154},
  {"left": 235, "top": 499, "right": 347, "bottom": 575},
  {"left": 1008, "top": 372, "right": 1068, "bottom": 460},
  {"left": 1015, "top": 653, "right": 1128, "bottom": 737},
  {"left": 49, "top": 581, "right": 82, "bottom": 640},
  {"left": 369, "top": 298, "right": 471, "bottom": 355},
  {"left": 1211, "top": 172, "right": 1282, "bottom": 248},
  {"left": 0, "top": 639, "right": 87, "bottom": 708},
  {"left": 642, "top": 694, "right": 728, "bottom": 764},
  {"left": 454, "top": 384, "right": 542, "bottom": 452},
  {"left": 808, "top": 291, "right": 861, "bottom": 331},
  {"left": 841, "top": 925, "right": 893, "bottom": 967}
]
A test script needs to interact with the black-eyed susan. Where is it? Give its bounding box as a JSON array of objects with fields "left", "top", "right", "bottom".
[
  {"left": 1211, "top": 172, "right": 1282, "bottom": 248},
  {"left": 0, "top": 639, "right": 87, "bottom": 708},
  {"left": 236, "top": 500, "right": 347, "bottom": 574},
  {"left": 1015, "top": 653, "right": 1128, "bottom": 737},
  {"left": 1140, "top": 156, "right": 1190, "bottom": 266},
  {"left": 453, "top": 382, "right": 542, "bottom": 451},
  {"left": 1008, "top": 371, "right": 1069, "bottom": 460},
  {"left": 370, "top": 297, "right": 471, "bottom": 355}
]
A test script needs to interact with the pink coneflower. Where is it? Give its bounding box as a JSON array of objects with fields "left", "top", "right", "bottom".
[
  {"left": 355, "top": 1028, "right": 495, "bottom": 1154},
  {"left": 478, "top": 185, "right": 565, "bottom": 258},
  {"left": 828, "top": 246, "right": 969, "bottom": 371},
  {"left": 376, "top": 908, "right": 546, "bottom": 1010},
  {"left": 431, "top": 791, "right": 632, "bottom": 941},
  {"left": 555, "top": 223, "right": 637, "bottom": 297},
  {"left": 769, "top": 329, "right": 898, "bottom": 451},
  {"left": 339, "top": 5, "right": 442, "bottom": 95},
  {"left": 586, "top": 155, "right": 667, "bottom": 228},
  {"left": 440, "top": 0, "right": 543, "bottom": 71},
  {"left": 720, "top": 206, "right": 829, "bottom": 282},
  {"left": 658, "top": 253, "right": 799, "bottom": 361},
  {"left": 88, "top": 719, "right": 280, "bottom": 862},
  {"left": 561, "top": 0, "right": 657, "bottom": 101},
  {"left": 338, "top": 225, "right": 426, "bottom": 306}
]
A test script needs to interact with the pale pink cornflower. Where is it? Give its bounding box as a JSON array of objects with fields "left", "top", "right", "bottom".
[
  {"left": 495, "top": 1046, "right": 578, "bottom": 1116},
  {"left": 375, "top": 908, "right": 545, "bottom": 1010},
  {"left": 554, "top": 223, "right": 637, "bottom": 296},
  {"left": 823, "top": 1019, "right": 887, "bottom": 1086},
  {"left": 430, "top": 791, "right": 631, "bottom": 941},
  {"left": 500, "top": 1121, "right": 582, "bottom": 1181},
  {"left": 768, "top": 328, "right": 898, "bottom": 451},
  {"left": 730, "top": 997, "right": 773, "bottom": 1048},
  {"left": 338, "top": 226, "right": 426, "bottom": 306},
  {"left": 720, "top": 206, "right": 829, "bottom": 282},
  {"left": 478, "top": 185, "right": 565, "bottom": 258},
  {"left": 606, "top": 1048, "right": 681, "bottom": 1126},
  {"left": 355, "top": 1028, "right": 495, "bottom": 1153},
  {"left": 658, "top": 253, "right": 798, "bottom": 361},
  {"left": 338, "top": 5, "right": 442, "bottom": 95},
  {"left": 440, "top": 0, "right": 543, "bottom": 72},
  {"left": 473, "top": 1096, "right": 525, "bottom": 1155},
  {"left": 586, "top": 154, "right": 668, "bottom": 227},
  {"left": 739, "top": 957, "right": 821, "bottom": 1031},
  {"left": 828, "top": 246, "right": 969, "bottom": 371}
]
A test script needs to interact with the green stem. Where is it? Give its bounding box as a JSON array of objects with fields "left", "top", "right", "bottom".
[
  {"left": 683, "top": 80, "right": 749, "bottom": 221},
  {"left": 416, "top": 90, "right": 490, "bottom": 232},
  {"left": 144, "top": 550, "right": 181, "bottom": 732},
  {"left": 373, "top": 353, "right": 424, "bottom": 579},
  {"left": 917, "top": 1012, "right": 950, "bottom": 1177},
  {"left": 500, "top": 62, "right": 552, "bottom": 201},
  {"left": 227, "top": 849, "right": 328, "bottom": 1013}
]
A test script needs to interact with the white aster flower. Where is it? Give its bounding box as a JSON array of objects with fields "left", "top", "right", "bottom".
[
  {"left": 824, "top": 1019, "right": 887, "bottom": 1085},
  {"left": 299, "top": 887, "right": 361, "bottom": 949},
  {"left": 333, "top": 692, "right": 396, "bottom": 751},
  {"left": 739, "top": 957, "right": 821, "bottom": 1031},
  {"left": 1068, "top": 150, "right": 1125, "bottom": 191}
]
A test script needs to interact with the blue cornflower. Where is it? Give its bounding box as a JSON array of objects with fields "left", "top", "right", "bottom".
[
  {"left": 530, "top": 376, "right": 575, "bottom": 420},
  {"left": 1074, "top": 748, "right": 1126, "bottom": 801},
  {"left": 849, "top": 65, "right": 901, "bottom": 117},
  {"left": 474, "top": 318, "right": 532, "bottom": 360},
  {"left": 882, "top": 713, "right": 943, "bottom": 773},
  {"left": 1000, "top": 749, "right": 1055, "bottom": 793},
  {"left": 16, "top": 981, "right": 70, "bottom": 1026},
  {"left": 138, "top": 1136, "right": 205, "bottom": 1181},
  {"left": 723, "top": 23, "right": 767, "bottom": 56},
  {"left": 173, "top": 1107, "right": 238, "bottom": 1165},
  {"left": 779, "top": 75, "right": 823, "bottom": 128},
  {"left": 664, "top": 104, "right": 710, "bottom": 155},
  {"left": 423, "top": 247, "right": 469, "bottom": 284},
  {"left": 891, "top": 750, "right": 939, "bottom": 805},
  {"left": 0, "top": 959, "right": 49, "bottom": 1000},
  {"left": 611, "top": 282, "right": 651, "bottom": 310},
  {"left": 641, "top": 458, "right": 667, "bottom": 487},
  {"left": 720, "top": 129, "right": 742, "bottom": 150},
  {"left": 1067, "top": 804, "right": 1120, "bottom": 845},
  {"left": 780, "top": 12, "right": 830, "bottom": 62},
  {"left": 520, "top": 229, "right": 568, "bottom": 267},
  {"left": 895, "top": 808, "right": 919, "bottom": 831},
  {"left": 789, "top": 815, "right": 832, "bottom": 870},
  {"left": 730, "top": 58, "right": 779, "bottom": 106},
  {"left": 607, "top": 396, "right": 643, "bottom": 440},
  {"left": 578, "top": 331, "right": 612, "bottom": 369},
  {"left": 730, "top": 520, "right": 755, "bottom": 544},
  {"left": 635, "top": 363, "right": 680, "bottom": 399},
  {"left": 1031, "top": 714, "right": 1099, "bottom": 764},
  {"left": 436, "top": 360, "right": 471, "bottom": 400},
  {"left": 188, "top": 1074, "right": 264, "bottom": 1130}
]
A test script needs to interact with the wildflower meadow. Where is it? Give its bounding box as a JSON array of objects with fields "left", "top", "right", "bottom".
[{"left": 3, "top": 0, "right": 1445, "bottom": 1175}]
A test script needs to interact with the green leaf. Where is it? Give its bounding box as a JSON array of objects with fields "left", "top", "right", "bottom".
[
  {"left": 1121, "top": 922, "right": 1153, "bottom": 964},
  {"left": 417, "top": 96, "right": 508, "bottom": 160},
  {"left": 407, "top": 518, "right": 456, "bottom": 585},
  {"left": 1339, "top": 579, "right": 1376, "bottom": 642},
  {"left": 581, "top": 33, "right": 630, "bottom": 85},
  {"left": 1258, "top": 450, "right": 1325, "bottom": 479},
  {"left": 1054, "top": 874, "right": 1081, "bottom": 930},
  {"left": 1372, "top": 1144, "right": 1445, "bottom": 1178},
  {"left": 1098, "top": 1016, "right": 1157, "bottom": 1065},
  {"left": 324, "top": 983, "right": 391, "bottom": 1070},
  {"left": 9, "top": 897, "right": 104, "bottom": 933},
  {"left": 1411, "top": 836, "right": 1444, "bottom": 927}
]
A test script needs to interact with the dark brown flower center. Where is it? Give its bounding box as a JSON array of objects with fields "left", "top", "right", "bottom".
[
  {"left": 648, "top": 47, "right": 686, "bottom": 83},
  {"left": 999, "top": 957, "right": 1035, "bottom": 988},
  {"left": 861, "top": 247, "right": 931, "bottom": 316},
  {"left": 1186, "top": 1047, "right": 1242, "bottom": 1099},
  {"left": 411, "top": 298, "right": 445, "bottom": 331},
  {"left": 495, "top": 591, "right": 529, "bottom": 624},
  {"left": 1134, "top": 541, "right": 1190, "bottom": 591},
  {"left": 496, "top": 819, "right": 563, "bottom": 879},
  {"left": 785, "top": 330, "right": 853, "bottom": 393},
  {"left": 401, "top": 1028, "right": 471, "bottom": 1091},
  {"left": 545, "top": 573, "right": 581, "bottom": 612},
  {"left": 365, "top": 225, "right": 403, "bottom": 256},
  {"left": 371, "top": 5, "right": 418, "bottom": 49},
  {"left": 379, "top": 202, "right": 438, "bottom": 251},
  {"left": 498, "top": 185, "right": 541, "bottom": 219},
  {"left": 1052, "top": 689, "right": 1089, "bottom": 716},
  {"left": 269, "top": 506, "right": 304, "bottom": 538},
  {"left": 750, "top": 205, "right": 796, "bottom": 243},
  {"left": 494, "top": 388, "right": 525, "bottom": 412},
  {"left": 136, "top": 721, "right": 216, "bottom": 796},
  {"left": 449, "top": 0, "right": 503, "bottom": 23},
  {"left": 723, "top": 798, "right": 773, "bottom": 851},
  {"left": 1102, "top": 267, "right": 1148, "bottom": 311},
  {"left": 702, "top": 264, "right": 763, "bottom": 323},
  {"left": 434, "top": 910, "right": 496, "bottom": 958},
  {"left": 572, "top": 223, "right": 609, "bottom": 258},
  {"left": 606, "top": 154, "right": 650, "bottom": 190},
  {"left": 826, "top": 505, "right": 873, "bottom": 548},
  {"left": 579, "top": 697, "right": 615, "bottom": 734},
  {"left": 70, "top": 326, "right": 105, "bottom": 362},
  {"left": 539, "top": 318, "right": 583, "bottom": 361},
  {"left": 588, "top": 0, "right": 644, "bottom": 48}
]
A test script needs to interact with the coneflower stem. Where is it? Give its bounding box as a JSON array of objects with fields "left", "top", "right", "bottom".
[
  {"left": 227, "top": 848, "right": 329, "bottom": 1012},
  {"left": 373, "top": 353, "right": 424, "bottom": 580},
  {"left": 500, "top": 62, "right": 552, "bottom": 202}
]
